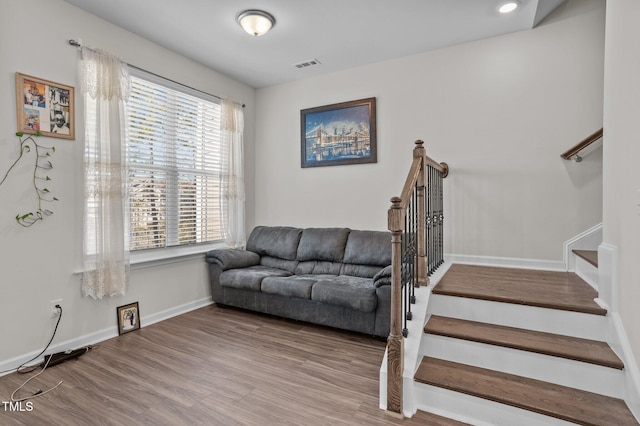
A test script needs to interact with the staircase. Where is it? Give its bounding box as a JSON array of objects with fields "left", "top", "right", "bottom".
[{"left": 411, "top": 261, "right": 639, "bottom": 425}]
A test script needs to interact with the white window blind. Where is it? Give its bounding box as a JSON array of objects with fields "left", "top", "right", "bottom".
[{"left": 127, "top": 71, "right": 223, "bottom": 251}]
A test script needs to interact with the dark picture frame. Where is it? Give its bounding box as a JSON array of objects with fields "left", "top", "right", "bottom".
[
  {"left": 15, "top": 72, "right": 75, "bottom": 140},
  {"left": 301, "top": 97, "right": 376, "bottom": 168},
  {"left": 117, "top": 302, "right": 140, "bottom": 335}
]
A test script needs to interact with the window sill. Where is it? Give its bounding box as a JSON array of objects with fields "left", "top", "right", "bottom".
[
  {"left": 73, "top": 242, "right": 231, "bottom": 275},
  {"left": 130, "top": 242, "right": 229, "bottom": 270}
]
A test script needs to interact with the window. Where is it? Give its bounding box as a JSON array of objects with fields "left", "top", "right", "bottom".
[{"left": 126, "top": 70, "right": 224, "bottom": 251}]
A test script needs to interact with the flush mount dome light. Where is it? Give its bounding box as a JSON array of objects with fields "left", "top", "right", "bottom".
[
  {"left": 237, "top": 10, "right": 276, "bottom": 37},
  {"left": 498, "top": 1, "right": 519, "bottom": 13}
]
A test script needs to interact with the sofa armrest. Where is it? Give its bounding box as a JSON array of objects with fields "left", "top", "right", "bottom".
[
  {"left": 205, "top": 249, "right": 260, "bottom": 271},
  {"left": 373, "top": 265, "right": 392, "bottom": 288}
]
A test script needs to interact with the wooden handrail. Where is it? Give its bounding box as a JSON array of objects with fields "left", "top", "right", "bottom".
[
  {"left": 398, "top": 157, "right": 422, "bottom": 209},
  {"left": 424, "top": 154, "right": 449, "bottom": 177},
  {"left": 560, "top": 128, "right": 603, "bottom": 161},
  {"left": 398, "top": 145, "right": 449, "bottom": 208},
  {"left": 386, "top": 140, "right": 448, "bottom": 416}
]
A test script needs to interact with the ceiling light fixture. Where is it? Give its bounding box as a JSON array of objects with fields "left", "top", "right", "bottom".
[
  {"left": 498, "top": 2, "right": 519, "bottom": 13},
  {"left": 236, "top": 10, "right": 276, "bottom": 37}
]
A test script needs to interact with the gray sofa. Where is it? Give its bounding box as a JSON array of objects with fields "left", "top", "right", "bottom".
[{"left": 205, "top": 226, "right": 392, "bottom": 337}]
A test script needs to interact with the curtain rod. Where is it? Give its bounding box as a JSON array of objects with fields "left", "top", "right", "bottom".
[{"left": 67, "top": 39, "right": 245, "bottom": 108}]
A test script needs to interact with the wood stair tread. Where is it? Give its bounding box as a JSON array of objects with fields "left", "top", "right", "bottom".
[
  {"left": 424, "top": 315, "right": 624, "bottom": 369},
  {"left": 432, "top": 263, "right": 607, "bottom": 315},
  {"left": 415, "top": 357, "right": 639, "bottom": 426},
  {"left": 574, "top": 249, "right": 599, "bottom": 267}
]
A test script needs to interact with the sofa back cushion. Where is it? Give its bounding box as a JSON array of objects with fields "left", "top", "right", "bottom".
[
  {"left": 260, "top": 256, "right": 299, "bottom": 273},
  {"left": 296, "top": 228, "right": 350, "bottom": 262},
  {"left": 246, "top": 226, "right": 302, "bottom": 261},
  {"left": 343, "top": 230, "right": 391, "bottom": 266}
]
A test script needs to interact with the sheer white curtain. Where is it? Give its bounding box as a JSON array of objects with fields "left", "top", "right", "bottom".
[
  {"left": 80, "top": 47, "right": 131, "bottom": 299},
  {"left": 221, "top": 99, "right": 246, "bottom": 248}
]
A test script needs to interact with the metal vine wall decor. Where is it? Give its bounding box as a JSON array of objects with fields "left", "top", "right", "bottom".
[{"left": 0, "top": 131, "right": 58, "bottom": 227}]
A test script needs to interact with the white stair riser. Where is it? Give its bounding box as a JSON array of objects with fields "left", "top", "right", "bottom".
[
  {"left": 575, "top": 255, "right": 599, "bottom": 291},
  {"left": 430, "top": 294, "right": 608, "bottom": 341},
  {"left": 422, "top": 334, "right": 625, "bottom": 398},
  {"left": 414, "top": 382, "right": 576, "bottom": 426}
]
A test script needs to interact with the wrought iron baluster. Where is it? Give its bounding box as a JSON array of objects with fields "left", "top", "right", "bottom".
[
  {"left": 431, "top": 165, "right": 434, "bottom": 275},
  {"left": 425, "top": 164, "right": 446, "bottom": 275},
  {"left": 427, "top": 165, "right": 433, "bottom": 275},
  {"left": 438, "top": 166, "right": 444, "bottom": 268},
  {"left": 410, "top": 184, "right": 417, "bottom": 304}
]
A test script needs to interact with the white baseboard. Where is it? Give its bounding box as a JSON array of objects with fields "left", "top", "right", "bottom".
[
  {"left": 563, "top": 223, "right": 603, "bottom": 272},
  {"left": 598, "top": 243, "right": 617, "bottom": 313},
  {"left": 0, "top": 296, "right": 212, "bottom": 377},
  {"left": 446, "top": 254, "right": 565, "bottom": 271},
  {"left": 142, "top": 296, "right": 213, "bottom": 327},
  {"left": 598, "top": 243, "right": 640, "bottom": 422},
  {"left": 575, "top": 256, "right": 599, "bottom": 291},
  {"left": 609, "top": 312, "right": 640, "bottom": 422}
]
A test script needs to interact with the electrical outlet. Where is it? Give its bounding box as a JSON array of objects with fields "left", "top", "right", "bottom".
[{"left": 50, "top": 299, "right": 62, "bottom": 317}]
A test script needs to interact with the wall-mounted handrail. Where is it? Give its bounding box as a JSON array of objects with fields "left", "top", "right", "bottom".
[
  {"left": 560, "top": 128, "right": 603, "bottom": 162},
  {"left": 386, "top": 140, "right": 448, "bottom": 416}
]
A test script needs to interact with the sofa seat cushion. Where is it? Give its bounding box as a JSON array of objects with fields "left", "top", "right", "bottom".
[
  {"left": 311, "top": 276, "right": 378, "bottom": 312},
  {"left": 261, "top": 274, "right": 336, "bottom": 299},
  {"left": 219, "top": 266, "right": 292, "bottom": 291},
  {"left": 295, "top": 261, "right": 342, "bottom": 275}
]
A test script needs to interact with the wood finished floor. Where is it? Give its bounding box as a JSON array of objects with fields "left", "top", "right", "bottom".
[
  {"left": 415, "top": 357, "right": 639, "bottom": 426},
  {"left": 424, "top": 315, "right": 624, "bottom": 369},
  {"left": 0, "top": 305, "right": 466, "bottom": 426},
  {"left": 433, "top": 263, "right": 606, "bottom": 315}
]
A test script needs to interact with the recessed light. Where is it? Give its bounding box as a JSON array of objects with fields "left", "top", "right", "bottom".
[{"left": 498, "top": 2, "right": 519, "bottom": 14}]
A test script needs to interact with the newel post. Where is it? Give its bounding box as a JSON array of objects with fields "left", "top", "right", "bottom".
[
  {"left": 414, "top": 140, "right": 428, "bottom": 288},
  {"left": 387, "top": 196, "right": 404, "bottom": 415}
]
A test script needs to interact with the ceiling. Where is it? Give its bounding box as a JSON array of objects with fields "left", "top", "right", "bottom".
[{"left": 63, "top": 0, "right": 567, "bottom": 89}]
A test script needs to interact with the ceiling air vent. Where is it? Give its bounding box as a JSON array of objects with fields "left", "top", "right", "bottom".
[{"left": 294, "top": 59, "right": 321, "bottom": 69}]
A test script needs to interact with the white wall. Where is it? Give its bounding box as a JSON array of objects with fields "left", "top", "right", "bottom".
[
  {"left": 0, "top": 0, "right": 608, "bottom": 368},
  {"left": 0, "top": 0, "right": 255, "bottom": 365},
  {"left": 255, "top": 0, "right": 605, "bottom": 262},
  {"left": 603, "top": 0, "right": 640, "bottom": 379}
]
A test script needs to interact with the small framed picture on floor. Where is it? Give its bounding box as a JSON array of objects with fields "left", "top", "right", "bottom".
[{"left": 117, "top": 302, "right": 140, "bottom": 335}]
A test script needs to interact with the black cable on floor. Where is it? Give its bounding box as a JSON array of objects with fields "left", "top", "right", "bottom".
[{"left": 0, "top": 305, "right": 63, "bottom": 376}]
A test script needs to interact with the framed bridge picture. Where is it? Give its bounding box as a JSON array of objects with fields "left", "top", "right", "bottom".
[{"left": 301, "top": 97, "right": 377, "bottom": 168}]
